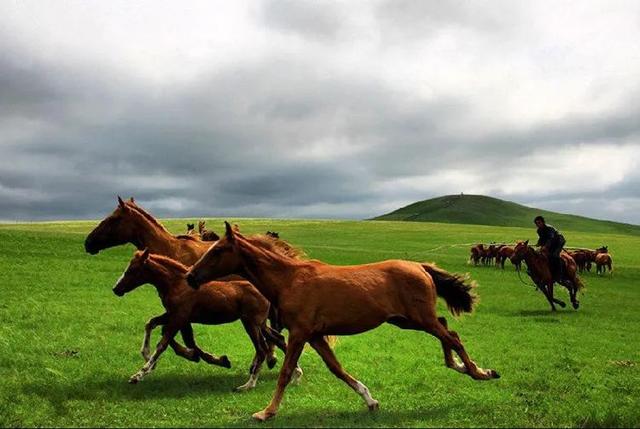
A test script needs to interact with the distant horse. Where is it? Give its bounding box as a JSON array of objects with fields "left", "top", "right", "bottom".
[
  {"left": 187, "top": 222, "right": 499, "bottom": 421},
  {"left": 511, "top": 240, "right": 584, "bottom": 311},
  {"left": 595, "top": 253, "right": 613, "bottom": 275},
  {"left": 469, "top": 244, "right": 485, "bottom": 266},
  {"left": 568, "top": 250, "right": 588, "bottom": 273},
  {"left": 113, "top": 249, "right": 292, "bottom": 389},
  {"left": 485, "top": 244, "right": 499, "bottom": 266},
  {"left": 186, "top": 223, "right": 197, "bottom": 235},
  {"left": 198, "top": 220, "right": 220, "bottom": 241},
  {"left": 496, "top": 245, "right": 520, "bottom": 270}
]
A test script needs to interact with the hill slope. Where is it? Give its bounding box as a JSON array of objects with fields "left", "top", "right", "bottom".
[{"left": 373, "top": 194, "right": 640, "bottom": 235}]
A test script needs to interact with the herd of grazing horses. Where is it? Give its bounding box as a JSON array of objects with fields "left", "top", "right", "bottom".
[
  {"left": 469, "top": 241, "right": 613, "bottom": 312},
  {"left": 84, "top": 197, "right": 499, "bottom": 421}
]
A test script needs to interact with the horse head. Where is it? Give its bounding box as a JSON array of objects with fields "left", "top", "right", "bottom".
[
  {"left": 112, "top": 248, "right": 151, "bottom": 296},
  {"left": 510, "top": 240, "right": 529, "bottom": 264},
  {"left": 85, "top": 196, "right": 138, "bottom": 254},
  {"left": 187, "top": 222, "right": 244, "bottom": 289}
]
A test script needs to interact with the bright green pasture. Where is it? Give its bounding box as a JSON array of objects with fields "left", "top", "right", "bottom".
[{"left": 0, "top": 219, "right": 638, "bottom": 427}]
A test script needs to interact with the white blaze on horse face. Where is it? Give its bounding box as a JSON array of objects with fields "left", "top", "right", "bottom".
[{"left": 114, "top": 267, "right": 127, "bottom": 289}]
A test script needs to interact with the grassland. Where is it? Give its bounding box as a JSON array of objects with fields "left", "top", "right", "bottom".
[{"left": 1, "top": 218, "right": 639, "bottom": 427}]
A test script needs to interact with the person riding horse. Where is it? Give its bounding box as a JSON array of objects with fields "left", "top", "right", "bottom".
[{"left": 534, "top": 215, "right": 566, "bottom": 284}]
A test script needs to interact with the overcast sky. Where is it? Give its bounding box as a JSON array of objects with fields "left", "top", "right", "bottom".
[{"left": 1, "top": 0, "right": 639, "bottom": 224}]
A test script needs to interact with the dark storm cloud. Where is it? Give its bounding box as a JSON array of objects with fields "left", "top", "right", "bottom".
[{"left": 1, "top": 1, "right": 639, "bottom": 224}]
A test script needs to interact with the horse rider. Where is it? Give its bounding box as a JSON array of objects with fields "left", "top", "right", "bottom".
[{"left": 534, "top": 215, "right": 566, "bottom": 283}]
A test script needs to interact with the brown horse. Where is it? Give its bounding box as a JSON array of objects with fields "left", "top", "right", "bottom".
[
  {"left": 511, "top": 240, "right": 584, "bottom": 311},
  {"left": 198, "top": 220, "right": 221, "bottom": 241},
  {"left": 469, "top": 244, "right": 484, "bottom": 266},
  {"left": 496, "top": 245, "right": 520, "bottom": 270},
  {"left": 186, "top": 223, "right": 197, "bottom": 236},
  {"left": 187, "top": 222, "right": 499, "bottom": 421},
  {"left": 595, "top": 253, "right": 613, "bottom": 275},
  {"left": 568, "top": 250, "right": 588, "bottom": 273},
  {"left": 85, "top": 197, "right": 212, "bottom": 265},
  {"left": 84, "top": 197, "right": 284, "bottom": 367},
  {"left": 113, "top": 249, "right": 292, "bottom": 389}
]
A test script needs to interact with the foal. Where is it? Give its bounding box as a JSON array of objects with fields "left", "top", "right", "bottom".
[
  {"left": 113, "top": 249, "right": 287, "bottom": 390},
  {"left": 187, "top": 222, "right": 499, "bottom": 421}
]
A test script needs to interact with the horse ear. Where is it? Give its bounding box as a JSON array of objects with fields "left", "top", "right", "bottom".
[
  {"left": 225, "top": 221, "right": 235, "bottom": 241},
  {"left": 233, "top": 223, "right": 240, "bottom": 232},
  {"left": 118, "top": 195, "right": 125, "bottom": 208},
  {"left": 525, "top": 239, "right": 529, "bottom": 245},
  {"left": 129, "top": 197, "right": 135, "bottom": 203},
  {"left": 142, "top": 248, "right": 150, "bottom": 261}
]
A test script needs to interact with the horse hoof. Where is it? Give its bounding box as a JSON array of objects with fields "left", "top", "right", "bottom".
[
  {"left": 252, "top": 410, "right": 274, "bottom": 422},
  {"left": 266, "top": 356, "right": 277, "bottom": 369},
  {"left": 572, "top": 302, "right": 580, "bottom": 310},
  {"left": 128, "top": 376, "right": 140, "bottom": 384},
  {"left": 220, "top": 355, "right": 231, "bottom": 368},
  {"left": 558, "top": 302, "right": 566, "bottom": 308},
  {"left": 490, "top": 369, "right": 501, "bottom": 379},
  {"left": 368, "top": 400, "right": 380, "bottom": 412}
]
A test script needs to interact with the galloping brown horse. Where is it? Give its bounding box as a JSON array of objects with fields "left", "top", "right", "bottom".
[
  {"left": 187, "top": 222, "right": 499, "bottom": 421},
  {"left": 85, "top": 197, "right": 212, "bottom": 265},
  {"left": 511, "top": 240, "right": 584, "bottom": 311},
  {"left": 84, "top": 197, "right": 285, "bottom": 366},
  {"left": 113, "top": 249, "right": 292, "bottom": 389}
]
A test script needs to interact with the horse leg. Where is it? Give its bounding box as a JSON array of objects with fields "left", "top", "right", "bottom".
[
  {"left": 548, "top": 283, "right": 566, "bottom": 308},
  {"left": 536, "top": 283, "right": 556, "bottom": 311},
  {"left": 309, "top": 335, "right": 379, "bottom": 411},
  {"left": 141, "top": 313, "right": 167, "bottom": 361},
  {"left": 421, "top": 318, "right": 499, "bottom": 380},
  {"left": 437, "top": 317, "right": 466, "bottom": 373},
  {"left": 568, "top": 282, "right": 579, "bottom": 310},
  {"left": 235, "top": 319, "right": 268, "bottom": 392},
  {"left": 252, "top": 334, "right": 306, "bottom": 422},
  {"left": 179, "top": 324, "right": 231, "bottom": 368},
  {"left": 129, "top": 323, "right": 180, "bottom": 384}
]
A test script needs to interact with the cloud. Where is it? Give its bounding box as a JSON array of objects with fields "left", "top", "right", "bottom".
[{"left": 0, "top": 0, "right": 639, "bottom": 225}]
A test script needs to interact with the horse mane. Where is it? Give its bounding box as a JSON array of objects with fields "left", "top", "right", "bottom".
[
  {"left": 148, "top": 253, "right": 189, "bottom": 273},
  {"left": 175, "top": 234, "right": 200, "bottom": 241},
  {"left": 126, "top": 201, "right": 172, "bottom": 234},
  {"left": 126, "top": 201, "right": 203, "bottom": 242},
  {"left": 244, "top": 234, "right": 307, "bottom": 261}
]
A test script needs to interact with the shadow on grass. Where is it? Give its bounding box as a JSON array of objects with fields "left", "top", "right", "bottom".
[
  {"left": 21, "top": 371, "right": 280, "bottom": 417},
  {"left": 221, "top": 404, "right": 461, "bottom": 428}
]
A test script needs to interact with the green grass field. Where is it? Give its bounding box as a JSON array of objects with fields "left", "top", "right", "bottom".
[{"left": 1, "top": 219, "right": 639, "bottom": 427}]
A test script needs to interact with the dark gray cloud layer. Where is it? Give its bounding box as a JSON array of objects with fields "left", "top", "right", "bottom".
[{"left": 1, "top": 1, "right": 639, "bottom": 224}]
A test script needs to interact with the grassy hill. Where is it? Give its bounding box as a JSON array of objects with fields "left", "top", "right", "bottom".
[{"left": 373, "top": 194, "right": 640, "bottom": 236}]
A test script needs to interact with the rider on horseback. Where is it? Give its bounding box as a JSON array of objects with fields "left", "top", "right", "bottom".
[{"left": 534, "top": 215, "right": 566, "bottom": 284}]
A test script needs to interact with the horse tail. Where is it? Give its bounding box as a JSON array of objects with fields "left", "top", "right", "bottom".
[
  {"left": 573, "top": 274, "right": 586, "bottom": 291},
  {"left": 422, "top": 263, "right": 477, "bottom": 316}
]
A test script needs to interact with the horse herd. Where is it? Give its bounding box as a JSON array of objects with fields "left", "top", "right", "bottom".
[
  {"left": 81, "top": 196, "right": 619, "bottom": 420},
  {"left": 468, "top": 240, "right": 613, "bottom": 311},
  {"left": 469, "top": 243, "right": 613, "bottom": 275},
  {"left": 84, "top": 197, "right": 499, "bottom": 421}
]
